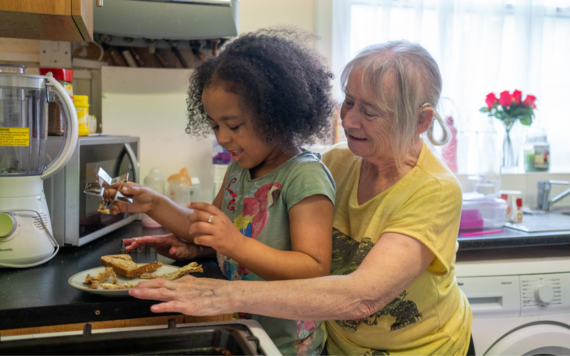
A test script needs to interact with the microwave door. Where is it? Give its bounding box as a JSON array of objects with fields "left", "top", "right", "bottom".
[
  {"left": 113, "top": 143, "right": 139, "bottom": 183},
  {"left": 79, "top": 142, "right": 139, "bottom": 240},
  {"left": 98, "top": 143, "right": 140, "bottom": 226}
]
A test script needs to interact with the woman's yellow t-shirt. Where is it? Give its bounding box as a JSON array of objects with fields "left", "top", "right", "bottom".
[{"left": 322, "top": 143, "right": 472, "bottom": 356}]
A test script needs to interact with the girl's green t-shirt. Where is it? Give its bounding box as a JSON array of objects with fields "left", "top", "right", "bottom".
[{"left": 218, "top": 150, "right": 336, "bottom": 356}]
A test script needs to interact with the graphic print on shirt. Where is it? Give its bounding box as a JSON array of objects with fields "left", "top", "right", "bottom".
[
  {"left": 219, "top": 175, "right": 283, "bottom": 281},
  {"left": 294, "top": 321, "right": 321, "bottom": 356},
  {"left": 331, "top": 228, "right": 423, "bottom": 332},
  {"left": 234, "top": 181, "right": 282, "bottom": 240}
]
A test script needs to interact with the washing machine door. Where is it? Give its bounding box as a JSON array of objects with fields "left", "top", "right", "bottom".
[{"left": 485, "top": 323, "right": 570, "bottom": 356}]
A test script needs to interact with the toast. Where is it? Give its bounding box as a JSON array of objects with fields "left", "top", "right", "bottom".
[
  {"left": 139, "top": 262, "right": 203, "bottom": 280},
  {"left": 83, "top": 267, "right": 118, "bottom": 289},
  {"left": 101, "top": 282, "right": 138, "bottom": 290},
  {"left": 100, "top": 254, "right": 162, "bottom": 277}
]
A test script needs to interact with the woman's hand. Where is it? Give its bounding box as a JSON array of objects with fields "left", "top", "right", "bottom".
[
  {"left": 187, "top": 202, "right": 245, "bottom": 257},
  {"left": 107, "top": 182, "right": 160, "bottom": 215},
  {"left": 129, "top": 276, "right": 231, "bottom": 316},
  {"left": 123, "top": 234, "right": 202, "bottom": 261}
]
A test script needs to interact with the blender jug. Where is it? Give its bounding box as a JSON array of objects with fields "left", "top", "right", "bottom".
[{"left": 0, "top": 64, "right": 78, "bottom": 268}]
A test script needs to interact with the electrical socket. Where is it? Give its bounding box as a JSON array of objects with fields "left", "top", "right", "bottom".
[{"left": 39, "top": 41, "right": 72, "bottom": 68}]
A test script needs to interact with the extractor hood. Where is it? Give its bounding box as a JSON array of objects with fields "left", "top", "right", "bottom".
[{"left": 93, "top": 0, "right": 239, "bottom": 40}]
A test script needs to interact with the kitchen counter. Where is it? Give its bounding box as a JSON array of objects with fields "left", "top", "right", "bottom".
[
  {"left": 2, "top": 219, "right": 569, "bottom": 332},
  {"left": 457, "top": 227, "right": 570, "bottom": 249},
  {"left": 0, "top": 222, "right": 225, "bottom": 331}
]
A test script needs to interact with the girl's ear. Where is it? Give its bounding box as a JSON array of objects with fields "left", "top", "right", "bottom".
[{"left": 416, "top": 108, "right": 434, "bottom": 135}]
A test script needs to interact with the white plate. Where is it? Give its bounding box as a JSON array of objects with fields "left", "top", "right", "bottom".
[{"left": 68, "top": 264, "right": 180, "bottom": 297}]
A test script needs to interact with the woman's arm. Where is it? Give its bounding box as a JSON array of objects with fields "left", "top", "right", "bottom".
[
  {"left": 187, "top": 194, "right": 333, "bottom": 280},
  {"left": 130, "top": 231, "right": 434, "bottom": 321}
]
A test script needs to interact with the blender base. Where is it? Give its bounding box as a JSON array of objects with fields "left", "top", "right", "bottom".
[{"left": 0, "top": 177, "right": 59, "bottom": 268}]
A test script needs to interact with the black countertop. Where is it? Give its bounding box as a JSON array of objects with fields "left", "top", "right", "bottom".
[
  {"left": 457, "top": 227, "right": 570, "bottom": 249},
  {"left": 0, "top": 222, "right": 225, "bottom": 331},
  {"left": 2, "top": 220, "right": 570, "bottom": 331}
]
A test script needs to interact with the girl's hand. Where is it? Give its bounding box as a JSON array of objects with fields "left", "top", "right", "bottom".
[
  {"left": 108, "top": 182, "right": 160, "bottom": 215},
  {"left": 187, "top": 202, "right": 245, "bottom": 257},
  {"left": 123, "top": 234, "right": 202, "bottom": 261},
  {"left": 129, "top": 276, "right": 231, "bottom": 316}
]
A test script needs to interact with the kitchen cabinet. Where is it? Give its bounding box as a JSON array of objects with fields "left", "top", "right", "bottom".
[{"left": 0, "top": 0, "right": 93, "bottom": 42}]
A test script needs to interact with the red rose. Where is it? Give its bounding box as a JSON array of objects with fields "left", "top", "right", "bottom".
[
  {"left": 485, "top": 92, "right": 499, "bottom": 109},
  {"left": 512, "top": 90, "right": 522, "bottom": 105},
  {"left": 523, "top": 94, "right": 537, "bottom": 108},
  {"left": 499, "top": 90, "right": 513, "bottom": 107}
]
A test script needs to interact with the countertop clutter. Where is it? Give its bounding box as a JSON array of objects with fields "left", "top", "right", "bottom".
[{"left": 0, "top": 222, "right": 225, "bottom": 332}]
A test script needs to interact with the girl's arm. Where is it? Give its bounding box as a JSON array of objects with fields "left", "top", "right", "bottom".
[
  {"left": 130, "top": 232, "right": 435, "bottom": 321},
  {"left": 114, "top": 172, "right": 227, "bottom": 244},
  {"left": 188, "top": 194, "right": 333, "bottom": 280},
  {"left": 234, "top": 194, "right": 333, "bottom": 280}
]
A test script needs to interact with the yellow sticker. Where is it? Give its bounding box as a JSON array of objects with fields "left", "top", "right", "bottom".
[{"left": 0, "top": 127, "right": 30, "bottom": 147}]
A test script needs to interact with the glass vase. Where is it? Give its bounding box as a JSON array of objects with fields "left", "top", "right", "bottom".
[{"left": 501, "top": 119, "right": 517, "bottom": 173}]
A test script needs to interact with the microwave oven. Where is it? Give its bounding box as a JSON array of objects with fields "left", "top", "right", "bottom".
[{"left": 44, "top": 136, "right": 140, "bottom": 246}]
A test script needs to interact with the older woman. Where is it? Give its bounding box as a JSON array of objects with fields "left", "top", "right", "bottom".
[{"left": 125, "top": 41, "right": 472, "bottom": 355}]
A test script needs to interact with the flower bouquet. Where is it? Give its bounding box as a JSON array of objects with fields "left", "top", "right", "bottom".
[
  {"left": 479, "top": 90, "right": 537, "bottom": 170},
  {"left": 480, "top": 90, "right": 537, "bottom": 126}
]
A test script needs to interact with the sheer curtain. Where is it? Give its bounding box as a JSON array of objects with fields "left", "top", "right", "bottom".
[{"left": 331, "top": 0, "right": 570, "bottom": 173}]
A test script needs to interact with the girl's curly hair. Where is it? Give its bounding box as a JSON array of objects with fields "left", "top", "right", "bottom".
[{"left": 186, "top": 28, "right": 334, "bottom": 150}]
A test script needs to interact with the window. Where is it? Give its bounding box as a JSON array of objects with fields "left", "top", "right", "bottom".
[{"left": 333, "top": 0, "right": 570, "bottom": 173}]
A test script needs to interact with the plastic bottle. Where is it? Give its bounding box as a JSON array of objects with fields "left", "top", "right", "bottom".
[
  {"left": 523, "top": 128, "right": 550, "bottom": 172},
  {"left": 476, "top": 117, "right": 502, "bottom": 195},
  {"left": 442, "top": 116, "right": 458, "bottom": 173},
  {"left": 212, "top": 139, "right": 231, "bottom": 200},
  {"left": 74, "top": 95, "right": 91, "bottom": 136},
  {"left": 188, "top": 177, "right": 202, "bottom": 203},
  {"left": 141, "top": 168, "right": 166, "bottom": 228},
  {"left": 168, "top": 168, "right": 193, "bottom": 208}
]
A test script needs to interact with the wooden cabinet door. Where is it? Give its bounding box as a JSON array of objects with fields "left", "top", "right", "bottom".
[
  {"left": 0, "top": 0, "right": 93, "bottom": 42},
  {"left": 72, "top": 0, "right": 93, "bottom": 42}
]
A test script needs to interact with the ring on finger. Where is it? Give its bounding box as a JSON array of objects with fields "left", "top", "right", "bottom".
[{"left": 207, "top": 215, "right": 214, "bottom": 223}]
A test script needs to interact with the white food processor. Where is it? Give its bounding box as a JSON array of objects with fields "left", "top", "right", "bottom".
[{"left": 0, "top": 64, "right": 78, "bottom": 268}]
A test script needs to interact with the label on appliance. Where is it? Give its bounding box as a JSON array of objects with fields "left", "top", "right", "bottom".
[
  {"left": 0, "top": 127, "right": 29, "bottom": 147},
  {"left": 32, "top": 211, "right": 51, "bottom": 233}
]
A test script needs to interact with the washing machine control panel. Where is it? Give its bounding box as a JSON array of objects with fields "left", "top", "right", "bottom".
[{"left": 521, "top": 272, "right": 570, "bottom": 316}]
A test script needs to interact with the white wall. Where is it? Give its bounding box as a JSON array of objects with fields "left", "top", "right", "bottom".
[
  {"left": 101, "top": 67, "right": 214, "bottom": 203},
  {"left": 238, "top": 0, "right": 314, "bottom": 34}
]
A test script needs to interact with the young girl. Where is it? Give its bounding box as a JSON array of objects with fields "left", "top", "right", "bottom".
[{"left": 118, "top": 29, "right": 336, "bottom": 355}]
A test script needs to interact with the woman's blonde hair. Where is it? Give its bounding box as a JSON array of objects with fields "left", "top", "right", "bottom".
[{"left": 341, "top": 40, "right": 449, "bottom": 167}]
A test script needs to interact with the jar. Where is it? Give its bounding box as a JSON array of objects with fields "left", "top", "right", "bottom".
[
  {"left": 39, "top": 68, "right": 74, "bottom": 136},
  {"left": 523, "top": 131, "right": 550, "bottom": 172},
  {"left": 74, "top": 95, "right": 90, "bottom": 136}
]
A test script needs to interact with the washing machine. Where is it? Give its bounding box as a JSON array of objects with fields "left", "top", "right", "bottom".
[{"left": 456, "top": 247, "right": 570, "bottom": 356}]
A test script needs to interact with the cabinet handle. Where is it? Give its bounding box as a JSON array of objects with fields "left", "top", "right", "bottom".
[{"left": 96, "top": 0, "right": 103, "bottom": 7}]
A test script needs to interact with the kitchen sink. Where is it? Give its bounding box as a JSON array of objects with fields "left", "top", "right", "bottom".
[{"left": 506, "top": 211, "right": 570, "bottom": 233}]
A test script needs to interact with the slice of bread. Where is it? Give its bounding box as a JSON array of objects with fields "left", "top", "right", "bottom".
[{"left": 100, "top": 254, "right": 162, "bottom": 277}]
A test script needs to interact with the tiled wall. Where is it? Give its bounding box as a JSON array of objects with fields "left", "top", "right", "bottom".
[{"left": 456, "top": 173, "right": 570, "bottom": 208}]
